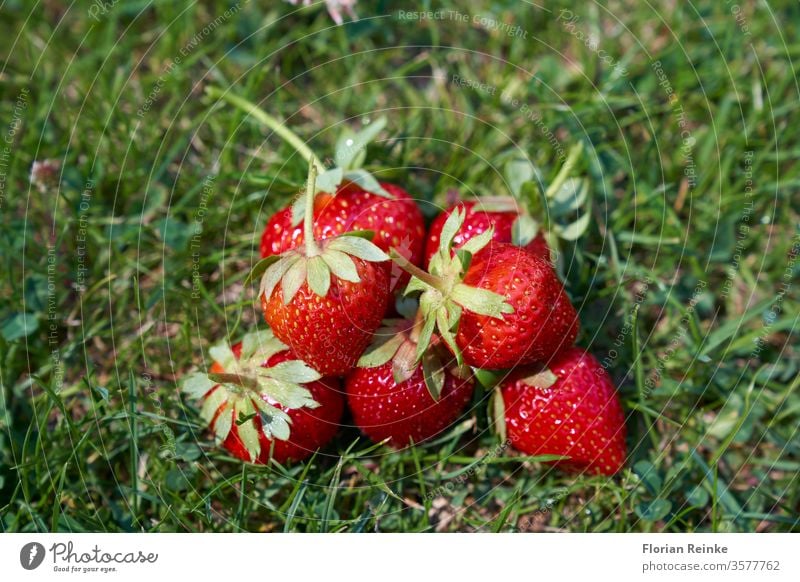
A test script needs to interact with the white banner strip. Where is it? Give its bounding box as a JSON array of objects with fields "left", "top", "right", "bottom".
[{"left": 1, "top": 533, "right": 797, "bottom": 581}]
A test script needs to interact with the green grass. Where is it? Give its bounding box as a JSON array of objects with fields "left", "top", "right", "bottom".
[{"left": 1, "top": 0, "right": 799, "bottom": 532}]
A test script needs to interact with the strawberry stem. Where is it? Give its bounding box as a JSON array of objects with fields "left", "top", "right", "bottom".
[
  {"left": 389, "top": 249, "right": 446, "bottom": 292},
  {"left": 304, "top": 160, "right": 321, "bottom": 257},
  {"left": 205, "top": 86, "right": 326, "bottom": 174}
]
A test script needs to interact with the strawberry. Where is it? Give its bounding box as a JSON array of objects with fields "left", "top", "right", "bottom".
[
  {"left": 346, "top": 319, "right": 474, "bottom": 447},
  {"left": 258, "top": 161, "right": 392, "bottom": 376},
  {"left": 181, "top": 330, "right": 344, "bottom": 464},
  {"left": 260, "top": 181, "right": 425, "bottom": 292},
  {"left": 424, "top": 198, "right": 550, "bottom": 267},
  {"left": 392, "top": 208, "right": 578, "bottom": 370},
  {"left": 454, "top": 242, "right": 578, "bottom": 368},
  {"left": 496, "top": 347, "right": 626, "bottom": 476}
]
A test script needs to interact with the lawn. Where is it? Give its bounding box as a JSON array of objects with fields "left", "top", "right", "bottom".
[{"left": 1, "top": 0, "right": 798, "bottom": 533}]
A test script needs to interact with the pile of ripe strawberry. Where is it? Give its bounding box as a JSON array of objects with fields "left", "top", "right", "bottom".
[{"left": 182, "top": 117, "right": 626, "bottom": 478}]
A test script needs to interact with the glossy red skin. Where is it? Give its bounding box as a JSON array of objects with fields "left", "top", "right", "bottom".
[
  {"left": 206, "top": 344, "right": 344, "bottom": 464},
  {"left": 262, "top": 257, "right": 390, "bottom": 376},
  {"left": 424, "top": 201, "right": 550, "bottom": 267},
  {"left": 455, "top": 242, "right": 578, "bottom": 369},
  {"left": 501, "top": 347, "right": 626, "bottom": 476},
  {"left": 346, "top": 361, "right": 474, "bottom": 447},
  {"left": 260, "top": 181, "right": 425, "bottom": 292}
]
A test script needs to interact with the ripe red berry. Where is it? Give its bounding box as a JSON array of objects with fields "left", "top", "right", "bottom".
[
  {"left": 424, "top": 199, "right": 550, "bottom": 267},
  {"left": 455, "top": 242, "right": 578, "bottom": 369},
  {"left": 346, "top": 320, "right": 474, "bottom": 447},
  {"left": 393, "top": 206, "right": 578, "bottom": 370},
  {"left": 499, "top": 347, "right": 626, "bottom": 476},
  {"left": 258, "top": 162, "right": 394, "bottom": 376},
  {"left": 261, "top": 254, "right": 390, "bottom": 376}
]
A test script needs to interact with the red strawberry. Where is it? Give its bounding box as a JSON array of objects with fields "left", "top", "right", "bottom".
[
  {"left": 424, "top": 199, "right": 550, "bottom": 267},
  {"left": 262, "top": 255, "right": 390, "bottom": 375},
  {"left": 260, "top": 181, "right": 425, "bottom": 292},
  {"left": 392, "top": 208, "right": 578, "bottom": 370},
  {"left": 346, "top": 320, "right": 474, "bottom": 447},
  {"left": 498, "top": 347, "right": 626, "bottom": 476},
  {"left": 182, "top": 330, "right": 344, "bottom": 464},
  {"left": 455, "top": 242, "right": 578, "bottom": 368},
  {"left": 258, "top": 162, "right": 392, "bottom": 376}
]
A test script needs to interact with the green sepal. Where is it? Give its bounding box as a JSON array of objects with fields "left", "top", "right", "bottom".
[
  {"left": 327, "top": 235, "right": 390, "bottom": 262},
  {"left": 246, "top": 255, "right": 280, "bottom": 287},
  {"left": 343, "top": 169, "right": 391, "bottom": 198},
  {"left": 389, "top": 207, "right": 513, "bottom": 371},
  {"left": 490, "top": 386, "right": 507, "bottom": 442},
  {"left": 450, "top": 283, "right": 514, "bottom": 318},
  {"left": 472, "top": 367, "right": 503, "bottom": 389},
  {"left": 457, "top": 226, "right": 494, "bottom": 257},
  {"left": 341, "top": 229, "right": 375, "bottom": 241},
  {"left": 255, "top": 377, "right": 318, "bottom": 410},
  {"left": 358, "top": 332, "right": 405, "bottom": 368},
  {"left": 321, "top": 249, "right": 360, "bottom": 283},
  {"left": 200, "top": 385, "right": 227, "bottom": 425},
  {"left": 208, "top": 343, "right": 236, "bottom": 371},
  {"left": 436, "top": 305, "right": 462, "bottom": 366},
  {"left": 454, "top": 249, "right": 473, "bottom": 273},
  {"left": 511, "top": 213, "right": 541, "bottom": 247},
  {"left": 262, "top": 360, "right": 321, "bottom": 384},
  {"left": 519, "top": 180, "right": 544, "bottom": 219},
  {"left": 391, "top": 340, "right": 418, "bottom": 385},
  {"left": 260, "top": 254, "right": 300, "bottom": 302},
  {"left": 212, "top": 403, "right": 233, "bottom": 444},
  {"left": 257, "top": 407, "right": 292, "bottom": 442},
  {"left": 182, "top": 372, "right": 217, "bottom": 399},
  {"left": 306, "top": 255, "right": 331, "bottom": 297},
  {"left": 519, "top": 368, "right": 559, "bottom": 389},
  {"left": 236, "top": 416, "right": 262, "bottom": 462},
  {"left": 240, "top": 329, "right": 287, "bottom": 363},
  {"left": 281, "top": 258, "right": 307, "bottom": 304},
  {"left": 414, "top": 314, "right": 437, "bottom": 364},
  {"left": 403, "top": 275, "right": 431, "bottom": 296},
  {"left": 421, "top": 351, "right": 445, "bottom": 401},
  {"left": 315, "top": 167, "right": 344, "bottom": 194},
  {"left": 334, "top": 116, "right": 387, "bottom": 170},
  {"left": 438, "top": 206, "right": 464, "bottom": 254}
]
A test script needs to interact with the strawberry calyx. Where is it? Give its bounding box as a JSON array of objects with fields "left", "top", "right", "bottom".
[
  {"left": 181, "top": 329, "right": 322, "bottom": 462},
  {"left": 357, "top": 315, "right": 470, "bottom": 401},
  {"left": 288, "top": 116, "right": 393, "bottom": 225},
  {"left": 391, "top": 207, "right": 513, "bottom": 365},
  {"left": 257, "top": 161, "right": 390, "bottom": 306}
]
